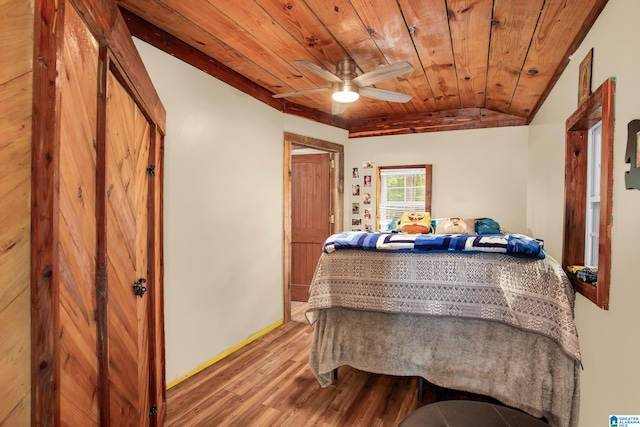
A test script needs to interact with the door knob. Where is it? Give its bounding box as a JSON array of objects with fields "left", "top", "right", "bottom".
[{"left": 133, "top": 278, "right": 147, "bottom": 298}]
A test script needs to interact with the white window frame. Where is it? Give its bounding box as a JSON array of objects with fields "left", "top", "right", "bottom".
[
  {"left": 584, "top": 121, "right": 602, "bottom": 268},
  {"left": 377, "top": 166, "right": 427, "bottom": 231}
]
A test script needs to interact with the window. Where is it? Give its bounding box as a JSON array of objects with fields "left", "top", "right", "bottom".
[
  {"left": 585, "top": 121, "right": 602, "bottom": 268},
  {"left": 376, "top": 165, "right": 432, "bottom": 231},
  {"left": 563, "top": 78, "right": 615, "bottom": 310}
]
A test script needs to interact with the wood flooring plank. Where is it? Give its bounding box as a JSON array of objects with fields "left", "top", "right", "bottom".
[
  {"left": 306, "top": 367, "right": 370, "bottom": 426},
  {"left": 168, "top": 388, "right": 239, "bottom": 427}
]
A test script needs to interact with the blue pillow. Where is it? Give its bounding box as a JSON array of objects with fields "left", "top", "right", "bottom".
[{"left": 475, "top": 218, "right": 501, "bottom": 234}]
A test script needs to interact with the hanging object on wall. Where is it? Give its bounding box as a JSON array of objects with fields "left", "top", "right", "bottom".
[
  {"left": 625, "top": 119, "right": 640, "bottom": 190},
  {"left": 578, "top": 48, "right": 593, "bottom": 105}
]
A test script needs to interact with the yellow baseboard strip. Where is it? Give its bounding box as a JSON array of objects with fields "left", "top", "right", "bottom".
[{"left": 166, "top": 318, "right": 284, "bottom": 389}]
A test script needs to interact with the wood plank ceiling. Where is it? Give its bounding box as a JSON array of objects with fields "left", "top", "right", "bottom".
[{"left": 117, "top": 0, "right": 609, "bottom": 138}]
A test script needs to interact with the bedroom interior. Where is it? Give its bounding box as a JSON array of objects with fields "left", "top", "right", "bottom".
[{"left": 1, "top": 0, "right": 639, "bottom": 426}]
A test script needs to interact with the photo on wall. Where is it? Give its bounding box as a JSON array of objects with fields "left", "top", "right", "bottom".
[{"left": 352, "top": 161, "right": 374, "bottom": 233}]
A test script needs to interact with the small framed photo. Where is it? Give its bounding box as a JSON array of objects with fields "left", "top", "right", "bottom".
[{"left": 578, "top": 48, "right": 593, "bottom": 105}]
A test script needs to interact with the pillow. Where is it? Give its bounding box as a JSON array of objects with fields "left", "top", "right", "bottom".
[
  {"left": 387, "top": 216, "right": 402, "bottom": 232},
  {"left": 399, "top": 211, "right": 432, "bottom": 234},
  {"left": 434, "top": 217, "right": 476, "bottom": 234},
  {"left": 475, "top": 217, "right": 501, "bottom": 234}
]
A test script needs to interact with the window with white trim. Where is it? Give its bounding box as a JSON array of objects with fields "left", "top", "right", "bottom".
[
  {"left": 377, "top": 166, "right": 431, "bottom": 231},
  {"left": 584, "top": 121, "right": 602, "bottom": 268}
]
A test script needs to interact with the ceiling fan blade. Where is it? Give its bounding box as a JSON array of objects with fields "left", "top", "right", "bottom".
[
  {"left": 295, "top": 60, "right": 343, "bottom": 83},
  {"left": 360, "top": 87, "right": 412, "bottom": 103},
  {"left": 332, "top": 101, "right": 347, "bottom": 115},
  {"left": 272, "top": 87, "right": 330, "bottom": 99},
  {"left": 352, "top": 61, "right": 414, "bottom": 87}
]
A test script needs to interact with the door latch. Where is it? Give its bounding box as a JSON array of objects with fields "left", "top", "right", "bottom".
[
  {"left": 133, "top": 278, "right": 147, "bottom": 298},
  {"left": 148, "top": 405, "right": 158, "bottom": 417}
]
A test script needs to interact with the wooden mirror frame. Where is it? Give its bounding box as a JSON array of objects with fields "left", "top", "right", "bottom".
[{"left": 562, "top": 77, "right": 615, "bottom": 309}]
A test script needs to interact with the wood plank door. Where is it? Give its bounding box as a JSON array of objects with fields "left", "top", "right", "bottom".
[
  {"left": 291, "top": 153, "right": 331, "bottom": 302},
  {"left": 104, "top": 68, "right": 153, "bottom": 426},
  {"left": 32, "top": 1, "right": 166, "bottom": 425},
  {"left": 56, "top": 4, "right": 101, "bottom": 424}
]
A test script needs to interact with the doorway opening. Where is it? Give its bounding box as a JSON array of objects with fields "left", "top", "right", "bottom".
[{"left": 283, "top": 132, "right": 344, "bottom": 323}]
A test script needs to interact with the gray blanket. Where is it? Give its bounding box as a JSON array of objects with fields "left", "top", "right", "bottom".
[
  {"left": 307, "top": 250, "right": 581, "bottom": 363},
  {"left": 309, "top": 308, "right": 580, "bottom": 427}
]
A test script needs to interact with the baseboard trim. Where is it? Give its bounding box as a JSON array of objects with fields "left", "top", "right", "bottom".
[{"left": 166, "top": 318, "right": 284, "bottom": 389}]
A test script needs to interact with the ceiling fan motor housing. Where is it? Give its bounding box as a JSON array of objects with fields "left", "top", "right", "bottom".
[{"left": 332, "top": 60, "right": 360, "bottom": 102}]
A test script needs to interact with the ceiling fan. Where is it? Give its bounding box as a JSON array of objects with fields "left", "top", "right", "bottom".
[{"left": 273, "top": 59, "right": 414, "bottom": 115}]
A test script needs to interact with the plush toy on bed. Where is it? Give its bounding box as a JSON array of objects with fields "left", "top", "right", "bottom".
[
  {"left": 399, "top": 211, "right": 432, "bottom": 234},
  {"left": 435, "top": 217, "right": 476, "bottom": 234},
  {"left": 387, "top": 216, "right": 403, "bottom": 232}
]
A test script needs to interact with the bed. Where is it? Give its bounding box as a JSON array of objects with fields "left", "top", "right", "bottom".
[{"left": 305, "top": 232, "right": 581, "bottom": 427}]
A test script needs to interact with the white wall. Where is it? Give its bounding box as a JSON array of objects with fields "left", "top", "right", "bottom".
[
  {"left": 284, "top": 114, "right": 348, "bottom": 144},
  {"left": 528, "top": 0, "right": 640, "bottom": 424},
  {"left": 135, "top": 40, "right": 282, "bottom": 383},
  {"left": 344, "top": 126, "right": 529, "bottom": 234},
  {"left": 134, "top": 40, "right": 347, "bottom": 384}
]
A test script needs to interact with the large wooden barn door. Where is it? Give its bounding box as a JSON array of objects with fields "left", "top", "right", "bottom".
[
  {"left": 31, "top": 0, "right": 166, "bottom": 425},
  {"left": 291, "top": 153, "right": 331, "bottom": 302},
  {"left": 104, "top": 69, "right": 153, "bottom": 425}
]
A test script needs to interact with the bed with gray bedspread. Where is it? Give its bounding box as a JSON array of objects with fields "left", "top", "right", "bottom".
[{"left": 305, "top": 248, "right": 581, "bottom": 427}]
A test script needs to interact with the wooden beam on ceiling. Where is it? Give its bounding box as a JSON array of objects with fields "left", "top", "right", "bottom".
[{"left": 348, "top": 108, "right": 527, "bottom": 138}]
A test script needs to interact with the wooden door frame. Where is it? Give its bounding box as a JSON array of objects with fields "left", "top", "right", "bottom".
[{"left": 283, "top": 132, "right": 343, "bottom": 323}]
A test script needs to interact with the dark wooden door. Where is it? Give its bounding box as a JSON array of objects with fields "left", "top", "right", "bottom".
[{"left": 291, "top": 153, "right": 331, "bottom": 302}]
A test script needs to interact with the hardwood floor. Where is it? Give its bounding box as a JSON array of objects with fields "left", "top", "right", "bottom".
[{"left": 164, "top": 302, "right": 494, "bottom": 426}]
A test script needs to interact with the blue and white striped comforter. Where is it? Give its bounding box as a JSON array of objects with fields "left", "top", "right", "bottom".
[{"left": 323, "top": 232, "right": 545, "bottom": 259}]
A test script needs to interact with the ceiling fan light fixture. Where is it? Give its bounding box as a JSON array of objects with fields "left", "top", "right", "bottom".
[{"left": 331, "top": 82, "right": 360, "bottom": 103}]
